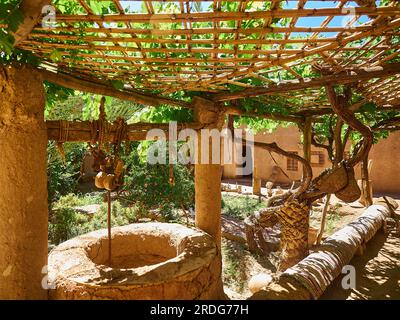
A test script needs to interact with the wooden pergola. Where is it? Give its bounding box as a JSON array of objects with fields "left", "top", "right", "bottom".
[{"left": 0, "top": 0, "right": 399, "bottom": 299}]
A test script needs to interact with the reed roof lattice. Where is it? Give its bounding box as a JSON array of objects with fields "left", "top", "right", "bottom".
[{"left": 12, "top": 0, "right": 400, "bottom": 113}]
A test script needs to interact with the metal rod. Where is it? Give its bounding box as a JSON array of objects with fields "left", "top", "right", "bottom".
[{"left": 107, "top": 190, "right": 112, "bottom": 266}]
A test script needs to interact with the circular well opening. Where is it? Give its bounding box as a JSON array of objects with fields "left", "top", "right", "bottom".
[{"left": 85, "top": 232, "right": 178, "bottom": 269}]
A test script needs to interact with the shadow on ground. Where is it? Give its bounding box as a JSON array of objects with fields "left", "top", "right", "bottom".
[{"left": 321, "top": 231, "right": 400, "bottom": 300}]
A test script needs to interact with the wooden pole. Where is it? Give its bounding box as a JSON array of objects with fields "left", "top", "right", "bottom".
[
  {"left": 316, "top": 194, "right": 331, "bottom": 245},
  {"left": 252, "top": 164, "right": 261, "bottom": 197},
  {"left": 213, "top": 63, "right": 400, "bottom": 101},
  {"left": 107, "top": 190, "right": 112, "bottom": 266},
  {"left": 40, "top": 69, "right": 190, "bottom": 109}
]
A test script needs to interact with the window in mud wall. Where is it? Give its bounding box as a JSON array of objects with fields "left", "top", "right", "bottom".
[
  {"left": 287, "top": 152, "right": 298, "bottom": 171},
  {"left": 311, "top": 151, "right": 325, "bottom": 167}
]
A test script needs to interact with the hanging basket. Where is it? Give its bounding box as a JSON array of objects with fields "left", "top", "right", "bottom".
[
  {"left": 313, "top": 164, "right": 348, "bottom": 194},
  {"left": 335, "top": 166, "right": 361, "bottom": 203}
]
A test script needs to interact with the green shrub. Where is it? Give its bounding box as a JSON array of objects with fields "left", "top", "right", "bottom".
[
  {"left": 49, "top": 204, "right": 89, "bottom": 245},
  {"left": 48, "top": 193, "right": 143, "bottom": 245},
  {"left": 47, "top": 142, "right": 86, "bottom": 203},
  {"left": 121, "top": 142, "right": 195, "bottom": 220},
  {"left": 222, "top": 194, "right": 266, "bottom": 219}
]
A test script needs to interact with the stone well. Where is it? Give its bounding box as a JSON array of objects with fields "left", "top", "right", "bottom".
[{"left": 48, "top": 223, "right": 220, "bottom": 300}]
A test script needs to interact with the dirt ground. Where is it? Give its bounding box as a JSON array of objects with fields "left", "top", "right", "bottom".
[
  {"left": 321, "top": 196, "right": 400, "bottom": 300},
  {"left": 221, "top": 183, "right": 400, "bottom": 300},
  {"left": 321, "top": 231, "right": 400, "bottom": 300}
]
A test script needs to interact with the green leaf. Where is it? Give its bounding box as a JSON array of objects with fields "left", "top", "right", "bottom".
[
  {"left": 134, "top": 75, "right": 142, "bottom": 85},
  {"left": 50, "top": 49, "right": 63, "bottom": 62},
  {"left": 360, "top": 102, "right": 376, "bottom": 113},
  {"left": 111, "top": 80, "right": 124, "bottom": 90},
  {"left": 7, "top": 9, "right": 24, "bottom": 32}
]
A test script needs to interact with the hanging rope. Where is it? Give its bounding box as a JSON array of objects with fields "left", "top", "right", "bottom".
[
  {"left": 56, "top": 120, "right": 70, "bottom": 164},
  {"left": 98, "top": 96, "right": 111, "bottom": 152},
  {"left": 92, "top": 97, "right": 128, "bottom": 266},
  {"left": 90, "top": 120, "right": 98, "bottom": 145},
  {"left": 98, "top": 119, "right": 111, "bottom": 151}
]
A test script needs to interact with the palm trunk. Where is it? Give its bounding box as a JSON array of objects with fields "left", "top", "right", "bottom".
[{"left": 277, "top": 200, "right": 310, "bottom": 271}]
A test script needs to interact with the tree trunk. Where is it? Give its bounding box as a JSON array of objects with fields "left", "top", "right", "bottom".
[
  {"left": 361, "top": 156, "right": 373, "bottom": 207},
  {"left": 277, "top": 200, "right": 310, "bottom": 271},
  {"left": 0, "top": 65, "right": 48, "bottom": 299}
]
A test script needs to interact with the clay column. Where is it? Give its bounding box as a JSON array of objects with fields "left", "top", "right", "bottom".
[
  {"left": 0, "top": 65, "right": 48, "bottom": 299},
  {"left": 193, "top": 96, "right": 224, "bottom": 248},
  {"left": 193, "top": 97, "right": 225, "bottom": 298}
]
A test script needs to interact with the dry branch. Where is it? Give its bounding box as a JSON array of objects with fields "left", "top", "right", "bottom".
[
  {"left": 252, "top": 141, "right": 312, "bottom": 197},
  {"left": 326, "top": 86, "right": 373, "bottom": 167}
]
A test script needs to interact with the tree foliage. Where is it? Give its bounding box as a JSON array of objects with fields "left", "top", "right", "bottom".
[
  {"left": 47, "top": 141, "right": 86, "bottom": 203},
  {"left": 122, "top": 142, "right": 195, "bottom": 218}
]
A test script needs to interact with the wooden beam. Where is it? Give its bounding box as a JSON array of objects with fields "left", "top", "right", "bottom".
[
  {"left": 54, "top": 7, "right": 400, "bottom": 24},
  {"left": 46, "top": 120, "right": 203, "bottom": 142},
  {"left": 13, "top": 0, "right": 51, "bottom": 46},
  {"left": 39, "top": 69, "right": 191, "bottom": 109},
  {"left": 212, "top": 63, "right": 400, "bottom": 102}
]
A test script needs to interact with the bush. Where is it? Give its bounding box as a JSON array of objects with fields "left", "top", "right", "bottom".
[
  {"left": 48, "top": 193, "right": 142, "bottom": 245},
  {"left": 222, "top": 194, "right": 266, "bottom": 219},
  {"left": 47, "top": 140, "right": 195, "bottom": 244},
  {"left": 47, "top": 142, "right": 86, "bottom": 203},
  {"left": 121, "top": 142, "right": 195, "bottom": 220}
]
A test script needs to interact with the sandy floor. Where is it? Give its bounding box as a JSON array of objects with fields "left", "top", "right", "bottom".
[{"left": 321, "top": 231, "right": 400, "bottom": 300}]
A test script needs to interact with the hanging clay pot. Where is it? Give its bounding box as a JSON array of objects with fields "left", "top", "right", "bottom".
[
  {"left": 103, "top": 174, "right": 117, "bottom": 191},
  {"left": 95, "top": 171, "right": 107, "bottom": 189},
  {"left": 114, "top": 159, "right": 124, "bottom": 178}
]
